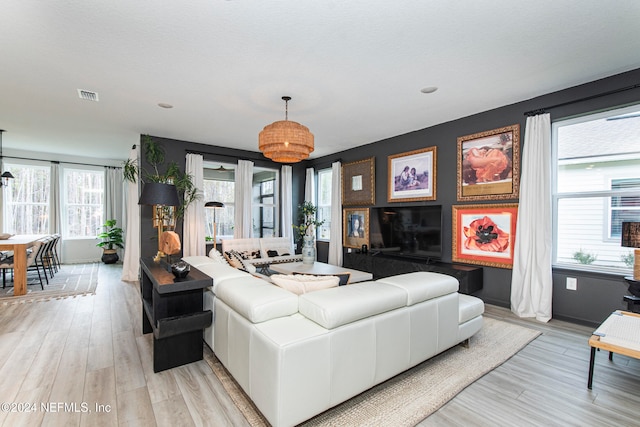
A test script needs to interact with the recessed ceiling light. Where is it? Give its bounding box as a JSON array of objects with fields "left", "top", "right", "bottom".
[
  {"left": 420, "top": 87, "right": 438, "bottom": 94},
  {"left": 158, "top": 103, "right": 173, "bottom": 109}
]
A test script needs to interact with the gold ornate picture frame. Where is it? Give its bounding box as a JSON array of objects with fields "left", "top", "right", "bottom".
[
  {"left": 342, "top": 157, "right": 375, "bottom": 206},
  {"left": 457, "top": 124, "right": 520, "bottom": 201},
  {"left": 388, "top": 146, "right": 437, "bottom": 202},
  {"left": 343, "top": 208, "right": 369, "bottom": 248}
]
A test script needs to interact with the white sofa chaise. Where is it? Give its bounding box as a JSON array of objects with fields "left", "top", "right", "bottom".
[
  {"left": 221, "top": 236, "right": 301, "bottom": 267},
  {"left": 183, "top": 255, "right": 484, "bottom": 427}
]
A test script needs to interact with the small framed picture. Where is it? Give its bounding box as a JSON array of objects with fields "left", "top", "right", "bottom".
[
  {"left": 457, "top": 124, "right": 520, "bottom": 201},
  {"left": 342, "top": 157, "right": 375, "bottom": 206},
  {"left": 343, "top": 208, "right": 369, "bottom": 248},
  {"left": 452, "top": 203, "right": 518, "bottom": 269},
  {"left": 388, "top": 146, "right": 437, "bottom": 202}
]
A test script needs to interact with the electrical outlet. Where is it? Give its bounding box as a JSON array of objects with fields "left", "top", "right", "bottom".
[{"left": 566, "top": 277, "right": 577, "bottom": 291}]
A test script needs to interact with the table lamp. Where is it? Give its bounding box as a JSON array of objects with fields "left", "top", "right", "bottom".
[
  {"left": 622, "top": 221, "right": 640, "bottom": 284},
  {"left": 205, "top": 201, "right": 224, "bottom": 252},
  {"left": 139, "top": 182, "right": 181, "bottom": 262}
]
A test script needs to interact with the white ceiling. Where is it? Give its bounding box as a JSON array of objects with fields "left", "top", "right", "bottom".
[{"left": 2, "top": 1, "right": 640, "bottom": 163}]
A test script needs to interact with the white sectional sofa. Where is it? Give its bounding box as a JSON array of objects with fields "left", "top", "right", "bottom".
[
  {"left": 220, "top": 236, "right": 302, "bottom": 267},
  {"left": 183, "top": 255, "right": 484, "bottom": 427}
]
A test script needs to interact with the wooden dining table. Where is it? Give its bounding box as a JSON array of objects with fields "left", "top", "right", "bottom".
[{"left": 0, "top": 234, "right": 50, "bottom": 296}]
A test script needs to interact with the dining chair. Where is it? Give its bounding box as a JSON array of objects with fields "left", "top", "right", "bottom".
[{"left": 0, "top": 240, "right": 46, "bottom": 290}]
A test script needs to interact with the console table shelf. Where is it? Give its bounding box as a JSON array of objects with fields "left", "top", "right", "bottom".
[
  {"left": 140, "top": 257, "right": 213, "bottom": 372},
  {"left": 343, "top": 253, "right": 483, "bottom": 294}
]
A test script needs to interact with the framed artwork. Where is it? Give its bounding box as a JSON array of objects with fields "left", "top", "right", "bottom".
[
  {"left": 343, "top": 208, "right": 369, "bottom": 248},
  {"left": 342, "top": 157, "right": 375, "bottom": 206},
  {"left": 457, "top": 124, "right": 520, "bottom": 201},
  {"left": 387, "top": 146, "right": 437, "bottom": 202},
  {"left": 452, "top": 203, "right": 518, "bottom": 269}
]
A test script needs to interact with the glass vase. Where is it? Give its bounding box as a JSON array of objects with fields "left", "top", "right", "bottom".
[{"left": 302, "top": 236, "right": 316, "bottom": 265}]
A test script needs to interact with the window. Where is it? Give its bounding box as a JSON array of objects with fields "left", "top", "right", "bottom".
[
  {"left": 553, "top": 105, "right": 640, "bottom": 273},
  {"left": 64, "top": 168, "right": 104, "bottom": 238},
  {"left": 203, "top": 164, "right": 278, "bottom": 240},
  {"left": 317, "top": 168, "right": 332, "bottom": 240},
  {"left": 252, "top": 169, "right": 278, "bottom": 238},
  {"left": 203, "top": 165, "right": 235, "bottom": 242},
  {"left": 2, "top": 162, "right": 50, "bottom": 234}
]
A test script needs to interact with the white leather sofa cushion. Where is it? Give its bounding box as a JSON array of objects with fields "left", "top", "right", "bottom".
[
  {"left": 181, "top": 255, "right": 216, "bottom": 268},
  {"left": 376, "top": 272, "right": 459, "bottom": 305},
  {"left": 183, "top": 258, "right": 249, "bottom": 290},
  {"left": 216, "top": 276, "right": 298, "bottom": 323},
  {"left": 221, "top": 238, "right": 262, "bottom": 259},
  {"left": 259, "top": 237, "right": 295, "bottom": 258},
  {"left": 458, "top": 293, "right": 485, "bottom": 324},
  {"left": 298, "top": 282, "right": 406, "bottom": 329}
]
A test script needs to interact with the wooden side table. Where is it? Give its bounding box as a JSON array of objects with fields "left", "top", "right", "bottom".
[
  {"left": 588, "top": 310, "right": 640, "bottom": 389},
  {"left": 140, "top": 257, "right": 213, "bottom": 372}
]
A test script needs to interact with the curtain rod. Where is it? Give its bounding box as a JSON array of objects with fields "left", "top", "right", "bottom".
[
  {"left": 3, "top": 155, "right": 122, "bottom": 169},
  {"left": 524, "top": 83, "right": 640, "bottom": 116}
]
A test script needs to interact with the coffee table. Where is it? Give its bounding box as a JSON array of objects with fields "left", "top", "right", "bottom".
[
  {"left": 588, "top": 310, "right": 640, "bottom": 389},
  {"left": 270, "top": 261, "right": 373, "bottom": 284}
]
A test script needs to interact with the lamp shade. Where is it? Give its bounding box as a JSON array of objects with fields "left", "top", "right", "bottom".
[
  {"left": 1, "top": 171, "right": 14, "bottom": 179},
  {"left": 138, "top": 182, "right": 180, "bottom": 206},
  {"left": 621, "top": 222, "right": 640, "bottom": 248},
  {"left": 205, "top": 201, "right": 225, "bottom": 209},
  {"left": 259, "top": 120, "right": 314, "bottom": 163}
]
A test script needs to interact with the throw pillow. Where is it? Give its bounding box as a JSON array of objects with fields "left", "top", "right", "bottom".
[
  {"left": 225, "top": 250, "right": 244, "bottom": 269},
  {"left": 208, "top": 249, "right": 229, "bottom": 265},
  {"left": 267, "top": 250, "right": 279, "bottom": 257},
  {"left": 238, "top": 250, "right": 261, "bottom": 260},
  {"left": 270, "top": 274, "right": 339, "bottom": 295}
]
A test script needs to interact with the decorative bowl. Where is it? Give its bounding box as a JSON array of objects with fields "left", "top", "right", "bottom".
[
  {"left": 170, "top": 261, "right": 190, "bottom": 279},
  {"left": 0, "top": 233, "right": 13, "bottom": 240}
]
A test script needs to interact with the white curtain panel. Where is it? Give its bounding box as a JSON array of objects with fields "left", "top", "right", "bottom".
[
  {"left": 50, "top": 162, "right": 61, "bottom": 235},
  {"left": 105, "top": 166, "right": 124, "bottom": 259},
  {"left": 305, "top": 167, "right": 316, "bottom": 204},
  {"left": 183, "top": 153, "right": 205, "bottom": 257},
  {"left": 510, "top": 113, "right": 553, "bottom": 322},
  {"left": 234, "top": 159, "right": 254, "bottom": 238},
  {"left": 121, "top": 145, "right": 141, "bottom": 282},
  {"left": 281, "top": 165, "right": 294, "bottom": 246},
  {"left": 328, "top": 161, "right": 343, "bottom": 266}
]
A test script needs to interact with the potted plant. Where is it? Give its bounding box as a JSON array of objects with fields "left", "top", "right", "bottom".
[
  {"left": 292, "top": 201, "right": 324, "bottom": 264},
  {"left": 97, "top": 219, "right": 124, "bottom": 264}
]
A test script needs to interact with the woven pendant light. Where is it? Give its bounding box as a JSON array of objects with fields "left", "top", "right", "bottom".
[{"left": 259, "top": 96, "right": 314, "bottom": 163}]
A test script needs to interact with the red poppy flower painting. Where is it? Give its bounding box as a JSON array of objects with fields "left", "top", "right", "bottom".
[{"left": 453, "top": 204, "right": 518, "bottom": 269}]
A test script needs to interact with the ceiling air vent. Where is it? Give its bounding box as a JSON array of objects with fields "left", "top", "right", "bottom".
[{"left": 77, "top": 89, "right": 99, "bottom": 102}]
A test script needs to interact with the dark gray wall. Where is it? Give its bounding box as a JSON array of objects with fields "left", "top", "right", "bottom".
[
  {"left": 311, "top": 68, "right": 640, "bottom": 327},
  {"left": 145, "top": 68, "right": 640, "bottom": 327}
]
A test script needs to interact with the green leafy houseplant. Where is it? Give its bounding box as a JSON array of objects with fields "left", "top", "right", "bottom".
[
  {"left": 97, "top": 219, "right": 124, "bottom": 264},
  {"left": 123, "top": 135, "right": 199, "bottom": 218},
  {"left": 292, "top": 201, "right": 324, "bottom": 244}
]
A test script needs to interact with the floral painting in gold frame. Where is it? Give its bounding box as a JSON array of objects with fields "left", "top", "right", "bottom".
[
  {"left": 457, "top": 124, "right": 520, "bottom": 202},
  {"left": 343, "top": 208, "right": 369, "bottom": 249},
  {"left": 452, "top": 203, "right": 518, "bottom": 269},
  {"left": 342, "top": 157, "right": 375, "bottom": 206}
]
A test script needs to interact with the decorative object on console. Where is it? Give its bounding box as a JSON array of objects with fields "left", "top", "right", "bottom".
[
  {"left": 0, "top": 130, "right": 15, "bottom": 188},
  {"left": 388, "top": 146, "right": 437, "bottom": 202},
  {"left": 343, "top": 207, "right": 369, "bottom": 249},
  {"left": 292, "top": 201, "right": 324, "bottom": 265},
  {"left": 342, "top": 157, "right": 375, "bottom": 206},
  {"left": 622, "top": 221, "right": 640, "bottom": 280},
  {"left": 170, "top": 260, "right": 190, "bottom": 279},
  {"left": 258, "top": 96, "right": 314, "bottom": 163},
  {"left": 452, "top": 204, "right": 518, "bottom": 269},
  {"left": 457, "top": 124, "right": 520, "bottom": 202},
  {"left": 205, "top": 201, "right": 225, "bottom": 252},
  {"left": 138, "top": 182, "right": 181, "bottom": 262}
]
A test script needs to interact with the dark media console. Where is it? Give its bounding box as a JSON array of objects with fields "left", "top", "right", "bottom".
[{"left": 344, "top": 252, "right": 483, "bottom": 295}]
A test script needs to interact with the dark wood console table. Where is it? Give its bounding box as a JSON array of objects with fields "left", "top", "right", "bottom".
[
  {"left": 140, "top": 257, "right": 213, "bottom": 372},
  {"left": 343, "top": 253, "right": 483, "bottom": 294}
]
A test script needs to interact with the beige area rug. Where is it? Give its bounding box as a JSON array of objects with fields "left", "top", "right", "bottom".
[
  {"left": 205, "top": 317, "right": 541, "bottom": 427},
  {"left": 0, "top": 263, "right": 100, "bottom": 304}
]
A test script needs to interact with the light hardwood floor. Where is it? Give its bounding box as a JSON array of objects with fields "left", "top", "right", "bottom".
[{"left": 0, "top": 263, "right": 638, "bottom": 427}]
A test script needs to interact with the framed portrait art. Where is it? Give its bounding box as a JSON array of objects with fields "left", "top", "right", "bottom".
[
  {"left": 452, "top": 204, "right": 518, "bottom": 269},
  {"left": 342, "top": 157, "right": 375, "bottom": 206},
  {"left": 387, "top": 146, "right": 437, "bottom": 203},
  {"left": 457, "top": 124, "right": 520, "bottom": 202},
  {"left": 343, "top": 208, "right": 369, "bottom": 249}
]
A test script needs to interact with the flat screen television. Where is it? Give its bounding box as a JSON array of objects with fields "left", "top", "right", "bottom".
[{"left": 368, "top": 205, "right": 442, "bottom": 261}]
